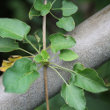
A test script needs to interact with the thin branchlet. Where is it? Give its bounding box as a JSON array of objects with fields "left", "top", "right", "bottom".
[{"left": 42, "top": 0, "right": 50, "bottom": 110}]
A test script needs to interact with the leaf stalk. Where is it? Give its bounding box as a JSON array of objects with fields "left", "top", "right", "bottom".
[
  {"left": 19, "top": 48, "right": 34, "bottom": 56},
  {"left": 25, "top": 36, "right": 40, "bottom": 53},
  {"left": 49, "top": 65, "right": 68, "bottom": 85}
]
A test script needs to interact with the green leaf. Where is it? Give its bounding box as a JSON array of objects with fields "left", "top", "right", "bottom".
[
  {"left": 49, "top": 33, "right": 76, "bottom": 53},
  {"left": 61, "top": 80, "right": 86, "bottom": 110},
  {"left": 34, "top": 50, "right": 50, "bottom": 63},
  {"left": 62, "top": 0, "right": 78, "bottom": 16},
  {"left": 29, "top": 6, "right": 40, "bottom": 19},
  {"left": 96, "top": 60, "right": 110, "bottom": 86},
  {"left": 60, "top": 104, "right": 75, "bottom": 110},
  {"left": 34, "top": 0, "right": 52, "bottom": 16},
  {"left": 41, "top": 50, "right": 50, "bottom": 60},
  {"left": 73, "top": 63, "right": 85, "bottom": 72},
  {"left": 56, "top": 17, "right": 75, "bottom": 31},
  {"left": 74, "top": 68, "right": 108, "bottom": 93},
  {"left": 34, "top": 54, "right": 43, "bottom": 63},
  {"left": 0, "top": 18, "right": 31, "bottom": 41},
  {"left": 59, "top": 49, "right": 78, "bottom": 61},
  {"left": 0, "top": 37, "right": 19, "bottom": 52},
  {"left": 3, "top": 58, "right": 39, "bottom": 93}
]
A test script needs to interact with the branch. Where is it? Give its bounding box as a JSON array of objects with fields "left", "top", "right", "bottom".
[{"left": 42, "top": 0, "right": 50, "bottom": 110}]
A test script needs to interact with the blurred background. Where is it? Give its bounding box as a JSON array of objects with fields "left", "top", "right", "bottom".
[{"left": 0, "top": 0, "right": 110, "bottom": 109}]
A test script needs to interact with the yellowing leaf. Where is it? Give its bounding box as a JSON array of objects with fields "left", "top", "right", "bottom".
[
  {"left": 0, "top": 61, "right": 12, "bottom": 72},
  {"left": 0, "top": 55, "right": 22, "bottom": 72},
  {"left": 8, "top": 55, "right": 22, "bottom": 62}
]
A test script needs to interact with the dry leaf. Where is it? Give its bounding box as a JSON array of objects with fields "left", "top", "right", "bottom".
[{"left": 0, "top": 55, "right": 22, "bottom": 72}]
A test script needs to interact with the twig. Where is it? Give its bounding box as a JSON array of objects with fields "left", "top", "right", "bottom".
[{"left": 42, "top": 0, "right": 50, "bottom": 110}]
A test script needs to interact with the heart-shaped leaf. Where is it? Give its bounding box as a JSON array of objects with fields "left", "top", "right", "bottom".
[
  {"left": 59, "top": 49, "right": 78, "bottom": 61},
  {"left": 49, "top": 33, "right": 76, "bottom": 53},
  {"left": 0, "top": 18, "right": 31, "bottom": 41},
  {"left": 56, "top": 17, "right": 75, "bottom": 31},
  {"left": 0, "top": 37, "right": 19, "bottom": 52},
  {"left": 3, "top": 58, "right": 39, "bottom": 93},
  {"left": 29, "top": 6, "right": 40, "bottom": 19},
  {"left": 34, "top": 0, "right": 52, "bottom": 16},
  {"left": 62, "top": 0, "right": 78, "bottom": 16},
  {"left": 74, "top": 68, "right": 108, "bottom": 93},
  {"left": 61, "top": 80, "right": 86, "bottom": 110}
]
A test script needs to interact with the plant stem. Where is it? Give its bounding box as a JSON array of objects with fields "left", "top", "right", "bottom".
[
  {"left": 43, "top": 8, "right": 47, "bottom": 50},
  {"left": 49, "top": 55, "right": 58, "bottom": 61},
  {"left": 52, "top": 8, "right": 62, "bottom": 11},
  {"left": 50, "top": 12, "right": 59, "bottom": 20},
  {"left": 51, "top": 0, "right": 57, "bottom": 5},
  {"left": 42, "top": 0, "right": 49, "bottom": 110},
  {"left": 25, "top": 37, "right": 40, "bottom": 53},
  {"left": 43, "top": 66, "right": 49, "bottom": 110},
  {"left": 53, "top": 8, "right": 77, "bottom": 10},
  {"left": 19, "top": 48, "right": 34, "bottom": 56},
  {"left": 50, "top": 62, "right": 77, "bottom": 74},
  {"left": 49, "top": 65, "right": 68, "bottom": 85}
]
